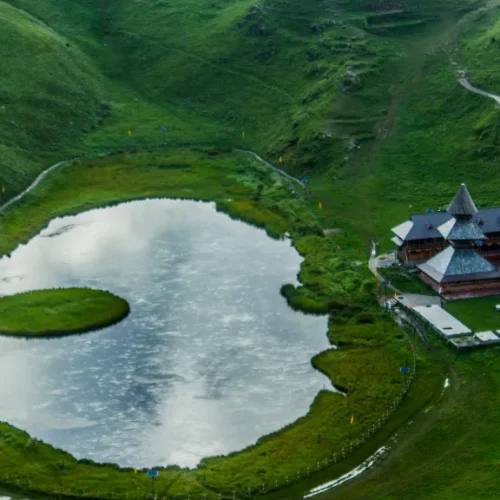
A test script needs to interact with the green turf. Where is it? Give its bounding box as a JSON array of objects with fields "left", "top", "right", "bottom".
[
  {"left": 0, "top": 148, "right": 426, "bottom": 499},
  {"left": 0, "top": 288, "right": 130, "bottom": 336},
  {"left": 382, "top": 265, "right": 437, "bottom": 296},
  {"left": 445, "top": 296, "right": 500, "bottom": 332},
  {"left": 1, "top": 0, "right": 500, "bottom": 497}
]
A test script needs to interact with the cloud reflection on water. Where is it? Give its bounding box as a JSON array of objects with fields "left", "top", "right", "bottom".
[{"left": 0, "top": 199, "right": 330, "bottom": 468}]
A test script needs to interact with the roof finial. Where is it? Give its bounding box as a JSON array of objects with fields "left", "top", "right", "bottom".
[{"left": 448, "top": 183, "right": 477, "bottom": 217}]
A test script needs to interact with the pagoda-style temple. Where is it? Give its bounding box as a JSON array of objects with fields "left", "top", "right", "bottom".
[{"left": 391, "top": 184, "right": 500, "bottom": 299}]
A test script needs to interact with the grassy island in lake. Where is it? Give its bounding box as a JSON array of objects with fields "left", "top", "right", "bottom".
[{"left": 0, "top": 288, "right": 130, "bottom": 337}]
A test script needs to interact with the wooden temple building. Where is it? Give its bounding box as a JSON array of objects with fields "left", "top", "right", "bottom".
[{"left": 391, "top": 184, "right": 500, "bottom": 299}]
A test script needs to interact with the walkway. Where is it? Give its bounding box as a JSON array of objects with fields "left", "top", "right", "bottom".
[
  {"left": 368, "top": 247, "right": 441, "bottom": 308},
  {"left": 0, "top": 147, "right": 306, "bottom": 218},
  {"left": 458, "top": 74, "right": 500, "bottom": 106},
  {"left": 412, "top": 304, "right": 471, "bottom": 337}
]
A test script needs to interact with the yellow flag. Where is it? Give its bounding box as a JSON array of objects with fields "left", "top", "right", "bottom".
[
  {"left": 128, "top": 129, "right": 132, "bottom": 136},
  {"left": 394, "top": 292, "right": 398, "bottom": 299},
  {"left": 350, "top": 415, "right": 354, "bottom": 425},
  {"left": 318, "top": 202, "right": 322, "bottom": 209},
  {"left": 279, "top": 156, "right": 283, "bottom": 163}
]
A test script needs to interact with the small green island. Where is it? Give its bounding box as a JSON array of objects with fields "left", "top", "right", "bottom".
[{"left": 0, "top": 288, "right": 130, "bottom": 337}]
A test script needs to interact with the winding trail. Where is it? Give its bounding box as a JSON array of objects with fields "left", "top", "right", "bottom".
[
  {"left": 0, "top": 147, "right": 305, "bottom": 218},
  {"left": 236, "top": 149, "right": 304, "bottom": 187},
  {"left": 0, "top": 159, "right": 70, "bottom": 213},
  {"left": 458, "top": 75, "right": 500, "bottom": 106}
]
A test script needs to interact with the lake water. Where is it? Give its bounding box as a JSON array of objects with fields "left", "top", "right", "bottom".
[{"left": 0, "top": 199, "right": 330, "bottom": 468}]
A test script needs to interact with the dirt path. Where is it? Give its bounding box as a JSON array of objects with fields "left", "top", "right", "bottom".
[
  {"left": 0, "top": 147, "right": 303, "bottom": 217},
  {"left": 458, "top": 75, "right": 500, "bottom": 106},
  {"left": 237, "top": 149, "right": 304, "bottom": 187},
  {"left": 0, "top": 159, "right": 71, "bottom": 214}
]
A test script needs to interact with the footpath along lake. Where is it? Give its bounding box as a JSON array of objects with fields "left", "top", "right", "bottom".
[{"left": 0, "top": 200, "right": 330, "bottom": 468}]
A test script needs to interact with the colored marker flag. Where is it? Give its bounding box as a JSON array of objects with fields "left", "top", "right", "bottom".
[
  {"left": 411, "top": 345, "right": 415, "bottom": 352},
  {"left": 279, "top": 156, "right": 283, "bottom": 163},
  {"left": 127, "top": 129, "right": 132, "bottom": 136},
  {"left": 318, "top": 202, "right": 323, "bottom": 209},
  {"left": 350, "top": 415, "right": 354, "bottom": 425}
]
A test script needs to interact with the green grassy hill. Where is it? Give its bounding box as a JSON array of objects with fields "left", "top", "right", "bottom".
[
  {"left": 4, "top": 0, "right": 496, "bottom": 186},
  {"left": 0, "top": 1, "right": 107, "bottom": 196},
  {"left": 3, "top": 0, "right": 500, "bottom": 498}
]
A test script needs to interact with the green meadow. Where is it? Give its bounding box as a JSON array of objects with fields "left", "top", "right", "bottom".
[
  {"left": 0, "top": 288, "right": 130, "bottom": 337},
  {"left": 445, "top": 296, "right": 500, "bottom": 332},
  {"left": 0, "top": 148, "right": 426, "bottom": 499},
  {"left": 1, "top": 0, "right": 500, "bottom": 498}
]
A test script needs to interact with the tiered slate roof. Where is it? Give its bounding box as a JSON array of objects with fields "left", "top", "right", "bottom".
[
  {"left": 415, "top": 184, "right": 500, "bottom": 284},
  {"left": 438, "top": 218, "right": 486, "bottom": 241},
  {"left": 418, "top": 247, "right": 499, "bottom": 283},
  {"left": 392, "top": 191, "right": 500, "bottom": 245}
]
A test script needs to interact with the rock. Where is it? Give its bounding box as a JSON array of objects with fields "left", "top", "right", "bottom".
[
  {"left": 340, "top": 69, "right": 362, "bottom": 93},
  {"left": 345, "top": 137, "right": 358, "bottom": 152}
]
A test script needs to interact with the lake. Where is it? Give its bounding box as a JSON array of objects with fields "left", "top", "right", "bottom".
[{"left": 0, "top": 199, "right": 330, "bottom": 468}]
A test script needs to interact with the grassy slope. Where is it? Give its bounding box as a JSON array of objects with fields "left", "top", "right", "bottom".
[
  {"left": 1, "top": 0, "right": 500, "bottom": 498},
  {"left": 0, "top": 148, "right": 427, "bottom": 499},
  {"left": 306, "top": 3, "right": 500, "bottom": 499},
  {"left": 0, "top": 1, "right": 105, "bottom": 194},
  {"left": 315, "top": 335, "right": 500, "bottom": 500},
  {"left": 0, "top": 288, "right": 130, "bottom": 336},
  {"left": 445, "top": 296, "right": 500, "bottom": 331},
  {"left": 381, "top": 265, "right": 437, "bottom": 296}
]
